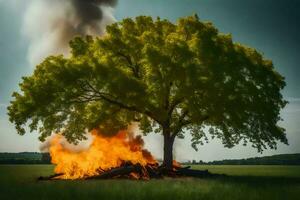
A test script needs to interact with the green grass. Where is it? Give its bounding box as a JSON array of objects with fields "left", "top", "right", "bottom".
[
  {"left": 191, "top": 165, "right": 300, "bottom": 177},
  {"left": 0, "top": 165, "right": 300, "bottom": 200}
]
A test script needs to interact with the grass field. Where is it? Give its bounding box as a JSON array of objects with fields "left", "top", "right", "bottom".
[{"left": 0, "top": 165, "right": 300, "bottom": 200}]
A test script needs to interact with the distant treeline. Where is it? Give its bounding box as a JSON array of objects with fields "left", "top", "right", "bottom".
[
  {"left": 185, "top": 154, "right": 300, "bottom": 165},
  {"left": 1, "top": 152, "right": 300, "bottom": 165},
  {"left": 0, "top": 152, "right": 51, "bottom": 164}
]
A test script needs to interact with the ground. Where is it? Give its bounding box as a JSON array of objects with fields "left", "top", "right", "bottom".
[{"left": 0, "top": 165, "right": 299, "bottom": 200}]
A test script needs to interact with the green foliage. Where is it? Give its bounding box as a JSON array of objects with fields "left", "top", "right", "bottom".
[{"left": 8, "top": 15, "right": 287, "bottom": 151}]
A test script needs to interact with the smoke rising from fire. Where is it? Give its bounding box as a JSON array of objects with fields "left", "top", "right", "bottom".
[
  {"left": 39, "top": 133, "right": 93, "bottom": 153},
  {"left": 23, "top": 0, "right": 117, "bottom": 66},
  {"left": 39, "top": 123, "right": 142, "bottom": 154}
]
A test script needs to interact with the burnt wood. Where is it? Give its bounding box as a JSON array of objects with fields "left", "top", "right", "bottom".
[
  {"left": 37, "top": 164, "right": 220, "bottom": 180},
  {"left": 176, "top": 168, "right": 212, "bottom": 177},
  {"left": 87, "top": 164, "right": 143, "bottom": 179},
  {"left": 38, "top": 173, "right": 64, "bottom": 181}
]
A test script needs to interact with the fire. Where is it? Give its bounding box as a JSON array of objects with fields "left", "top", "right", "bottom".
[
  {"left": 173, "top": 160, "right": 181, "bottom": 169},
  {"left": 49, "top": 129, "right": 157, "bottom": 180}
]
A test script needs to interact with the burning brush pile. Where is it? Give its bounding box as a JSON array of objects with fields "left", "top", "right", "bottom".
[{"left": 39, "top": 129, "right": 212, "bottom": 181}]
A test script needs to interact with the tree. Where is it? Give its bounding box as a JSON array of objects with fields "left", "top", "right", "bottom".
[{"left": 8, "top": 15, "right": 287, "bottom": 169}]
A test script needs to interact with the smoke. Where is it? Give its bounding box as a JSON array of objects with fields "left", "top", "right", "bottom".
[
  {"left": 23, "top": 0, "right": 117, "bottom": 66},
  {"left": 39, "top": 133, "right": 94, "bottom": 153},
  {"left": 40, "top": 123, "right": 139, "bottom": 153}
]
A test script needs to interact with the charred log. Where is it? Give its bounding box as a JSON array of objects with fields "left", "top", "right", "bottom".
[
  {"left": 176, "top": 168, "right": 212, "bottom": 178},
  {"left": 145, "top": 164, "right": 162, "bottom": 178},
  {"left": 37, "top": 164, "right": 224, "bottom": 181},
  {"left": 38, "top": 173, "right": 64, "bottom": 181},
  {"left": 87, "top": 164, "right": 142, "bottom": 179}
]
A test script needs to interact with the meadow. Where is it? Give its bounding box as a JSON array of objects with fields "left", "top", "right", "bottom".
[{"left": 0, "top": 165, "right": 299, "bottom": 200}]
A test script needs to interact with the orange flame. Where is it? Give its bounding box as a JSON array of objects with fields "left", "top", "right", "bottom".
[
  {"left": 173, "top": 160, "right": 181, "bottom": 169},
  {"left": 49, "top": 129, "right": 157, "bottom": 179}
]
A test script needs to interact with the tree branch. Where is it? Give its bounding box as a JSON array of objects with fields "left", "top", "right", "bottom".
[
  {"left": 168, "top": 97, "right": 184, "bottom": 117},
  {"left": 171, "top": 111, "right": 209, "bottom": 138},
  {"left": 70, "top": 80, "right": 162, "bottom": 124},
  {"left": 116, "top": 51, "right": 140, "bottom": 78}
]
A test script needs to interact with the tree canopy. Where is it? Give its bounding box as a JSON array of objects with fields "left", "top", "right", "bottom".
[{"left": 8, "top": 15, "right": 287, "bottom": 158}]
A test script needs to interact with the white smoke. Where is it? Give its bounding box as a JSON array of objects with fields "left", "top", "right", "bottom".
[
  {"left": 23, "top": 0, "right": 117, "bottom": 66},
  {"left": 39, "top": 133, "right": 93, "bottom": 153}
]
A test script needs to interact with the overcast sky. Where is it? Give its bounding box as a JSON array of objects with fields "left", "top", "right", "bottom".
[{"left": 0, "top": 0, "right": 299, "bottom": 162}]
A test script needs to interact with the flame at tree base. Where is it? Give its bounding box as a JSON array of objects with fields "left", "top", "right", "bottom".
[{"left": 49, "top": 129, "right": 158, "bottom": 180}]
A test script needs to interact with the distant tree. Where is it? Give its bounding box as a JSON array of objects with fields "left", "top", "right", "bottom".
[
  {"left": 41, "top": 153, "right": 51, "bottom": 164},
  {"left": 8, "top": 15, "right": 287, "bottom": 169}
]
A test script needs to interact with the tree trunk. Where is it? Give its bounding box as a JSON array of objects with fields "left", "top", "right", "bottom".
[{"left": 163, "top": 132, "right": 175, "bottom": 170}]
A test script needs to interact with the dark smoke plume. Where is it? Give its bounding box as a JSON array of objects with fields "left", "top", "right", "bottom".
[
  {"left": 71, "top": 0, "right": 118, "bottom": 34},
  {"left": 23, "top": 0, "right": 118, "bottom": 66},
  {"left": 72, "top": 0, "right": 117, "bottom": 21}
]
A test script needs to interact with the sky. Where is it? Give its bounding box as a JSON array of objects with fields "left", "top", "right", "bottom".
[{"left": 0, "top": 0, "right": 299, "bottom": 162}]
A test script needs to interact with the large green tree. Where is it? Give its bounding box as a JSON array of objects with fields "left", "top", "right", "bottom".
[{"left": 8, "top": 15, "right": 287, "bottom": 169}]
